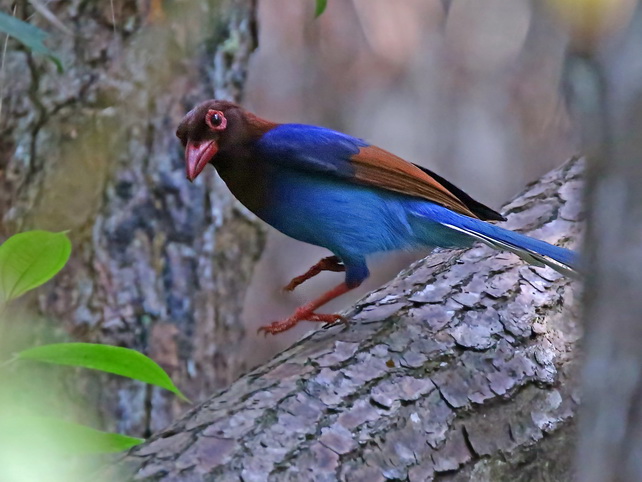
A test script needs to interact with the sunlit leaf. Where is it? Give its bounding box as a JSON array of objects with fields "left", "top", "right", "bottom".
[
  {"left": 315, "top": 0, "right": 328, "bottom": 17},
  {"left": 18, "top": 343, "right": 189, "bottom": 401},
  {"left": 0, "top": 11, "right": 63, "bottom": 71},
  {"left": 0, "top": 230, "right": 71, "bottom": 303},
  {"left": 0, "top": 416, "right": 143, "bottom": 454}
]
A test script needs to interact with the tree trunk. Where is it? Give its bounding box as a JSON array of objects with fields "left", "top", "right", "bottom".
[
  {"left": 112, "top": 157, "right": 583, "bottom": 481},
  {"left": 0, "top": 0, "right": 263, "bottom": 436},
  {"left": 568, "top": 4, "right": 642, "bottom": 481}
]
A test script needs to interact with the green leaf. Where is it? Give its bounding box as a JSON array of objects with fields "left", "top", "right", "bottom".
[
  {"left": 0, "top": 230, "right": 71, "bottom": 303},
  {"left": 18, "top": 343, "right": 189, "bottom": 401},
  {"left": 0, "top": 416, "right": 143, "bottom": 454},
  {"left": 315, "top": 0, "right": 328, "bottom": 17},
  {"left": 0, "top": 11, "right": 63, "bottom": 72}
]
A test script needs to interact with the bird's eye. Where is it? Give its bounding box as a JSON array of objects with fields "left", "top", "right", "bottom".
[{"left": 205, "top": 109, "right": 227, "bottom": 131}]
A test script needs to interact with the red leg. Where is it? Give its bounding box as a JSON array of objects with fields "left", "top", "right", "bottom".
[
  {"left": 283, "top": 256, "right": 345, "bottom": 292},
  {"left": 259, "top": 282, "right": 354, "bottom": 335}
]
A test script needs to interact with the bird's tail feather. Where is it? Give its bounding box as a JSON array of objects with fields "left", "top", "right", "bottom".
[{"left": 440, "top": 217, "right": 578, "bottom": 278}]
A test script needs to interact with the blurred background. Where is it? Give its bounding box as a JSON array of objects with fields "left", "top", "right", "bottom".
[
  {"left": 0, "top": 0, "right": 597, "bottom": 446},
  {"left": 242, "top": 0, "right": 576, "bottom": 359},
  {"left": 4, "top": 1, "right": 642, "bottom": 476}
]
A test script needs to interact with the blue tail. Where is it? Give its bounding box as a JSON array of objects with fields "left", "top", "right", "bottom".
[{"left": 411, "top": 203, "right": 579, "bottom": 277}]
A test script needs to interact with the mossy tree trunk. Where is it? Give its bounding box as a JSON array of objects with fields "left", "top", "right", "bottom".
[{"left": 0, "top": 0, "right": 263, "bottom": 436}]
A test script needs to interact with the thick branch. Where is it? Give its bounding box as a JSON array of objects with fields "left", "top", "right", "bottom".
[{"left": 112, "top": 157, "right": 583, "bottom": 481}]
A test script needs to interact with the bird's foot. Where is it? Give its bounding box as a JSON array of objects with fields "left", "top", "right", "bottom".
[
  {"left": 283, "top": 256, "right": 345, "bottom": 292},
  {"left": 258, "top": 310, "right": 347, "bottom": 336},
  {"left": 260, "top": 282, "right": 354, "bottom": 335},
  {"left": 283, "top": 275, "right": 312, "bottom": 293}
]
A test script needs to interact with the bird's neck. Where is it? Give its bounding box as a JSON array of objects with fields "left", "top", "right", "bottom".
[
  {"left": 212, "top": 112, "right": 278, "bottom": 215},
  {"left": 243, "top": 112, "right": 279, "bottom": 139},
  {"left": 214, "top": 142, "right": 273, "bottom": 215}
]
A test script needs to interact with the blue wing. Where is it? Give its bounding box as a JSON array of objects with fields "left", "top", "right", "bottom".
[
  {"left": 254, "top": 124, "right": 501, "bottom": 220},
  {"left": 255, "top": 123, "right": 367, "bottom": 177}
]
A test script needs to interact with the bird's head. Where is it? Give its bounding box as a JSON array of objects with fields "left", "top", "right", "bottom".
[{"left": 176, "top": 99, "right": 244, "bottom": 181}]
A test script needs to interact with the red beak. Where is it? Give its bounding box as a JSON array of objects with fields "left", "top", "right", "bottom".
[{"left": 185, "top": 140, "right": 218, "bottom": 181}]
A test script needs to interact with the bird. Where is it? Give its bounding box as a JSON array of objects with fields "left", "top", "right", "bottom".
[{"left": 176, "top": 100, "right": 578, "bottom": 335}]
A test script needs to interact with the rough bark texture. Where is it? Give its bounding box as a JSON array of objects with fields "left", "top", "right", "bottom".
[
  {"left": 111, "top": 157, "right": 583, "bottom": 481},
  {"left": 0, "top": 0, "right": 263, "bottom": 436}
]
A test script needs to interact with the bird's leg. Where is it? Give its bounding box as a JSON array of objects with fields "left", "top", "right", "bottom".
[
  {"left": 283, "top": 256, "right": 345, "bottom": 292},
  {"left": 259, "top": 282, "right": 354, "bottom": 335}
]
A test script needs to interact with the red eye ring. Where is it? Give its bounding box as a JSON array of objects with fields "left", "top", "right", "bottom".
[{"left": 205, "top": 109, "right": 227, "bottom": 131}]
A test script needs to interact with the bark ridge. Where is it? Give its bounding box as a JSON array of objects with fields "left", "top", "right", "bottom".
[{"left": 115, "top": 157, "right": 583, "bottom": 481}]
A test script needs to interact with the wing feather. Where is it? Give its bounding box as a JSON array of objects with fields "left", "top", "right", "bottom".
[
  {"left": 256, "top": 124, "right": 502, "bottom": 220},
  {"left": 351, "top": 145, "right": 478, "bottom": 218}
]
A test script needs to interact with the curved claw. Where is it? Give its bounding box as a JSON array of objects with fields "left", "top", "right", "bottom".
[
  {"left": 260, "top": 282, "right": 355, "bottom": 336},
  {"left": 308, "top": 313, "right": 347, "bottom": 325},
  {"left": 282, "top": 275, "right": 307, "bottom": 293},
  {"left": 257, "top": 312, "right": 347, "bottom": 336}
]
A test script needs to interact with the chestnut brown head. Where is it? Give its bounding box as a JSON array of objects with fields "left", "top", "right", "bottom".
[{"left": 176, "top": 100, "right": 243, "bottom": 181}]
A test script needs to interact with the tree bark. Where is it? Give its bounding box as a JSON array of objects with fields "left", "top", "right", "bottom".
[
  {"left": 111, "top": 157, "right": 583, "bottom": 481},
  {"left": 0, "top": 0, "right": 263, "bottom": 436}
]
